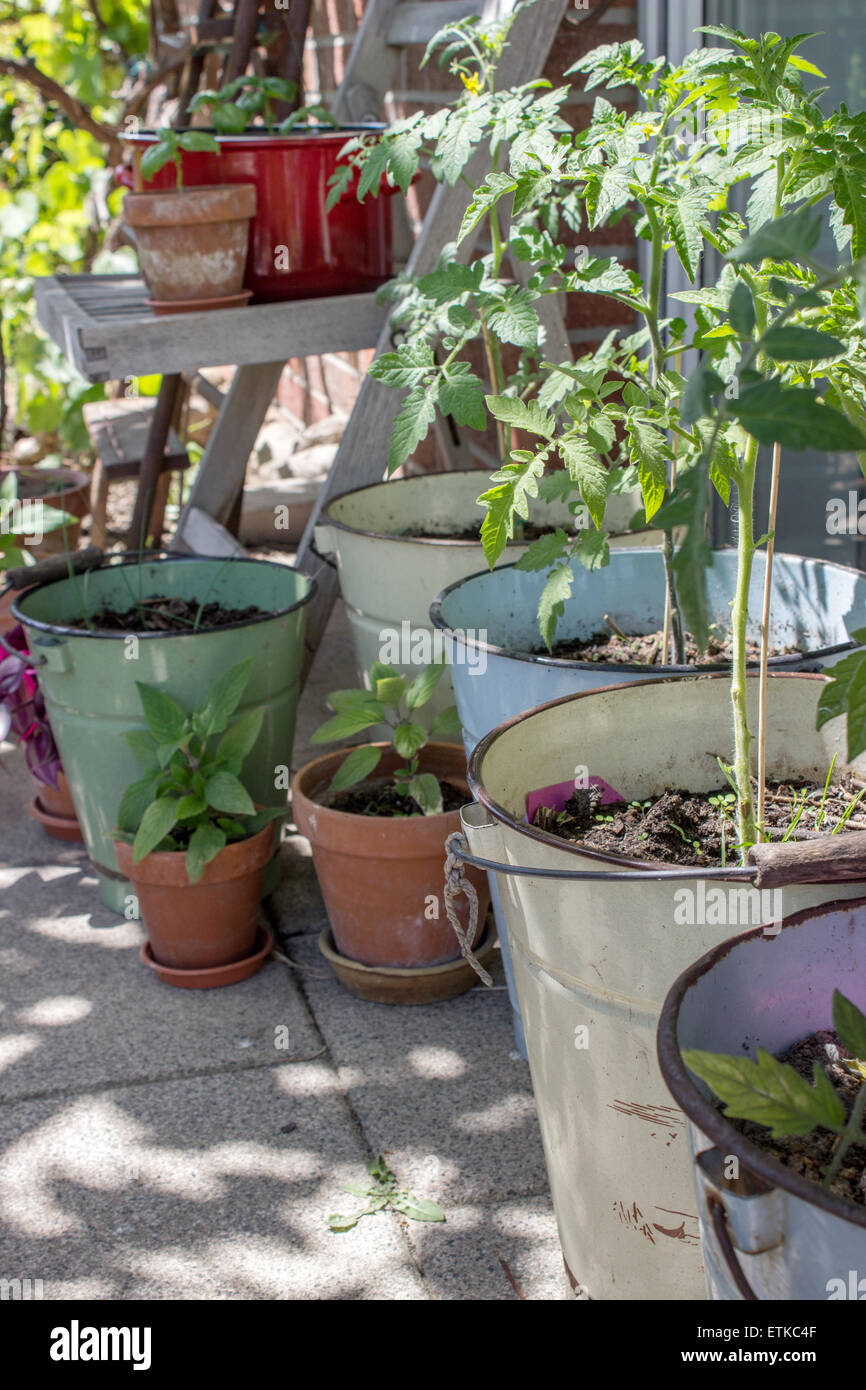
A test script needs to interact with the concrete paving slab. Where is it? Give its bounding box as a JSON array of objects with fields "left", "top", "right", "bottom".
[
  {"left": 0, "top": 1065, "right": 425, "bottom": 1301},
  {"left": 0, "top": 859, "right": 320, "bottom": 1103},
  {"left": 278, "top": 934, "right": 552, "bottom": 1207}
]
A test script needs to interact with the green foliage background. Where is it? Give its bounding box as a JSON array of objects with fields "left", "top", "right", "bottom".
[{"left": 0, "top": 0, "right": 149, "bottom": 452}]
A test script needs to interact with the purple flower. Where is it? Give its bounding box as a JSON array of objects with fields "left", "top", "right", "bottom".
[{"left": 0, "top": 624, "right": 62, "bottom": 788}]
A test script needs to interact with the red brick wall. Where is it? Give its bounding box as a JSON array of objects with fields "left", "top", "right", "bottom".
[{"left": 278, "top": 0, "right": 638, "bottom": 465}]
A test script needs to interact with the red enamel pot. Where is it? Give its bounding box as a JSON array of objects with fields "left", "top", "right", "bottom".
[{"left": 121, "top": 127, "right": 396, "bottom": 303}]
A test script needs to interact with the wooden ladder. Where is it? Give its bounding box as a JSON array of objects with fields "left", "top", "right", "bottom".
[{"left": 171, "top": 0, "right": 572, "bottom": 675}]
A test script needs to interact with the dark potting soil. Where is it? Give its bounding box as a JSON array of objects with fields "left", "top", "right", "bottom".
[
  {"left": 537, "top": 626, "right": 802, "bottom": 666},
  {"left": 531, "top": 775, "right": 866, "bottom": 867},
  {"left": 325, "top": 777, "right": 465, "bottom": 818},
  {"left": 729, "top": 1029, "right": 866, "bottom": 1208},
  {"left": 63, "top": 597, "right": 268, "bottom": 633},
  {"left": 399, "top": 522, "right": 551, "bottom": 542}
]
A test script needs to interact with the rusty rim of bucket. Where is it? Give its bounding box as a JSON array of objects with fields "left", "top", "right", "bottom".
[
  {"left": 656, "top": 895, "right": 866, "bottom": 1231},
  {"left": 431, "top": 550, "right": 859, "bottom": 675}
]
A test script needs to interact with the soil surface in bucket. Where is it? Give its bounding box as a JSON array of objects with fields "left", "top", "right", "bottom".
[
  {"left": 535, "top": 625, "right": 801, "bottom": 666},
  {"left": 325, "top": 776, "right": 465, "bottom": 817},
  {"left": 532, "top": 776, "right": 866, "bottom": 867},
  {"left": 729, "top": 1029, "right": 866, "bottom": 1208},
  {"left": 399, "top": 522, "right": 552, "bottom": 542},
  {"left": 64, "top": 598, "right": 268, "bottom": 633}
]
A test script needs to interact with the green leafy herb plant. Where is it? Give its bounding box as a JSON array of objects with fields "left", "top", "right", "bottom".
[
  {"left": 684, "top": 989, "right": 866, "bottom": 1195},
  {"left": 112, "top": 656, "right": 285, "bottom": 884},
  {"left": 138, "top": 126, "right": 221, "bottom": 189},
  {"left": 310, "top": 660, "right": 462, "bottom": 816}
]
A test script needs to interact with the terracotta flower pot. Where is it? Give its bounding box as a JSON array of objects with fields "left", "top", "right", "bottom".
[
  {"left": 114, "top": 822, "right": 275, "bottom": 973},
  {"left": 0, "top": 465, "right": 90, "bottom": 558},
  {"left": 122, "top": 184, "right": 256, "bottom": 308},
  {"left": 30, "top": 770, "right": 84, "bottom": 842},
  {"left": 292, "top": 742, "right": 490, "bottom": 970}
]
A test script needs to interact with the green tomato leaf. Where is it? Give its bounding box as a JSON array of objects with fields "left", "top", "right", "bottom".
[
  {"left": 576, "top": 526, "right": 610, "bottom": 572},
  {"left": 729, "top": 281, "right": 756, "bottom": 337},
  {"left": 816, "top": 650, "right": 866, "bottom": 759},
  {"left": 729, "top": 382, "right": 866, "bottom": 452},
  {"left": 682, "top": 1046, "right": 846, "bottom": 1139},
  {"left": 626, "top": 419, "right": 670, "bottom": 522},
  {"left": 833, "top": 989, "right": 866, "bottom": 1063},
  {"left": 726, "top": 206, "right": 824, "bottom": 266},
  {"left": 485, "top": 394, "right": 554, "bottom": 438},
  {"left": 759, "top": 325, "right": 845, "bottom": 362},
  {"left": 538, "top": 563, "right": 574, "bottom": 650},
  {"left": 514, "top": 528, "right": 570, "bottom": 573},
  {"left": 559, "top": 437, "right": 608, "bottom": 529}
]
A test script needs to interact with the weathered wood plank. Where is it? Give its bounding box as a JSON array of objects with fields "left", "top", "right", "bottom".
[
  {"left": 35, "top": 278, "right": 386, "bottom": 382},
  {"left": 173, "top": 508, "right": 249, "bottom": 557}
]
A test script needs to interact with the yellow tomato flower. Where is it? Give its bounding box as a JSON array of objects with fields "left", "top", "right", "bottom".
[{"left": 461, "top": 72, "right": 481, "bottom": 94}]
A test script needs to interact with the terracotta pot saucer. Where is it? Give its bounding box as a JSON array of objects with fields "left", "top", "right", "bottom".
[
  {"left": 318, "top": 920, "right": 497, "bottom": 1005},
  {"left": 141, "top": 924, "right": 274, "bottom": 989}
]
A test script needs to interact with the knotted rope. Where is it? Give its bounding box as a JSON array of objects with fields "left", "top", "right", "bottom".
[{"left": 443, "top": 831, "right": 493, "bottom": 987}]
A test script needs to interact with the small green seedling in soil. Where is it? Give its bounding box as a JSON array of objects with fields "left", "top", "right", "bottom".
[
  {"left": 328, "top": 1154, "right": 446, "bottom": 1232},
  {"left": 188, "top": 75, "right": 337, "bottom": 135},
  {"left": 310, "top": 659, "right": 462, "bottom": 815},
  {"left": 112, "top": 657, "right": 285, "bottom": 883},
  {"left": 684, "top": 990, "right": 866, "bottom": 1192},
  {"left": 138, "top": 128, "right": 220, "bottom": 189}
]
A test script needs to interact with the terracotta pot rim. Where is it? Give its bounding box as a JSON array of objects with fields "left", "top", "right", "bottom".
[
  {"left": 123, "top": 183, "right": 257, "bottom": 228},
  {"left": 114, "top": 820, "right": 276, "bottom": 887},
  {"left": 293, "top": 742, "right": 468, "bottom": 827}
]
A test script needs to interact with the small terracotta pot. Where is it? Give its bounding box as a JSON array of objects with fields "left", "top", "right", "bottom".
[
  {"left": 114, "top": 822, "right": 275, "bottom": 971},
  {"left": 122, "top": 184, "right": 256, "bottom": 305},
  {"left": 30, "top": 770, "right": 84, "bottom": 842},
  {"left": 292, "top": 742, "right": 490, "bottom": 969},
  {"left": 0, "top": 465, "right": 90, "bottom": 558}
]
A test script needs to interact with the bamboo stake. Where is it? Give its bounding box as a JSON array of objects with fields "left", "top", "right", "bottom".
[{"left": 756, "top": 441, "right": 782, "bottom": 837}]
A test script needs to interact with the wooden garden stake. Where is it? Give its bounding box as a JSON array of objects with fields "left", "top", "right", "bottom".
[{"left": 757, "top": 441, "right": 782, "bottom": 836}]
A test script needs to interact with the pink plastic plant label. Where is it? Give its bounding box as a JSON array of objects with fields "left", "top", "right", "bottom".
[{"left": 524, "top": 776, "right": 624, "bottom": 825}]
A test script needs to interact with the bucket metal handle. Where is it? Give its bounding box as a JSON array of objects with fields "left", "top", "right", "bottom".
[
  {"left": 448, "top": 825, "right": 758, "bottom": 884},
  {"left": 707, "top": 1195, "right": 759, "bottom": 1302}
]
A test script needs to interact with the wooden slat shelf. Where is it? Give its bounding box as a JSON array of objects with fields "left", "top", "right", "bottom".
[{"left": 34, "top": 274, "right": 386, "bottom": 383}]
